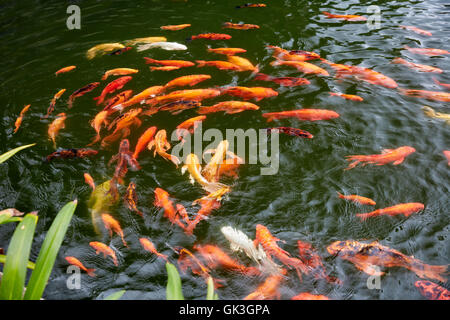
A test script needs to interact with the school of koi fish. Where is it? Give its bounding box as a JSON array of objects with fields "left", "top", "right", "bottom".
[{"left": 10, "top": 3, "right": 449, "bottom": 300}]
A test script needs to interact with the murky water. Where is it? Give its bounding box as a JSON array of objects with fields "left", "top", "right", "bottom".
[{"left": 0, "top": 0, "right": 449, "bottom": 300}]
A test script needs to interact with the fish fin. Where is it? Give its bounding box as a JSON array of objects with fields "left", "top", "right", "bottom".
[
  {"left": 355, "top": 213, "right": 371, "bottom": 221},
  {"left": 412, "top": 264, "right": 448, "bottom": 283},
  {"left": 87, "top": 268, "right": 96, "bottom": 277},
  {"left": 381, "top": 148, "right": 394, "bottom": 154},
  {"left": 393, "top": 158, "right": 405, "bottom": 165}
]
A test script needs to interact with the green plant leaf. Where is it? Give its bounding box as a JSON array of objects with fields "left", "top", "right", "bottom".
[
  {"left": 0, "top": 255, "right": 35, "bottom": 270},
  {"left": 0, "top": 216, "right": 22, "bottom": 225},
  {"left": 0, "top": 212, "right": 38, "bottom": 300},
  {"left": 166, "top": 262, "right": 184, "bottom": 300},
  {"left": 0, "top": 144, "right": 36, "bottom": 164},
  {"left": 206, "top": 276, "right": 219, "bottom": 300},
  {"left": 23, "top": 200, "right": 77, "bottom": 300},
  {"left": 104, "top": 290, "right": 126, "bottom": 300}
]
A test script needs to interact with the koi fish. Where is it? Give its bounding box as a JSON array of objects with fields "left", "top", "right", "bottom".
[
  {"left": 67, "top": 82, "right": 100, "bottom": 109},
  {"left": 45, "top": 148, "right": 98, "bottom": 162},
  {"left": 184, "top": 198, "right": 221, "bottom": 235},
  {"left": 147, "top": 129, "right": 180, "bottom": 166},
  {"left": 337, "top": 192, "right": 376, "bottom": 206},
  {"left": 223, "top": 22, "right": 260, "bottom": 30},
  {"left": 176, "top": 116, "right": 206, "bottom": 143},
  {"left": 243, "top": 269, "right": 287, "bottom": 300},
  {"left": 133, "top": 126, "right": 157, "bottom": 159},
  {"left": 255, "top": 224, "right": 309, "bottom": 281},
  {"left": 48, "top": 113, "right": 67, "bottom": 149},
  {"left": 160, "top": 24, "right": 191, "bottom": 31},
  {"left": 101, "top": 213, "right": 128, "bottom": 247},
  {"left": 236, "top": 3, "right": 266, "bottom": 8},
  {"left": 207, "top": 47, "right": 247, "bottom": 55},
  {"left": 267, "top": 45, "right": 320, "bottom": 62},
  {"left": 227, "top": 55, "right": 259, "bottom": 72},
  {"left": 288, "top": 50, "right": 321, "bottom": 60},
  {"left": 103, "top": 90, "right": 134, "bottom": 112},
  {"left": 336, "top": 65, "right": 398, "bottom": 89},
  {"left": 189, "top": 33, "right": 232, "bottom": 41},
  {"left": 150, "top": 66, "right": 181, "bottom": 71},
  {"left": 271, "top": 59, "right": 330, "bottom": 76},
  {"left": 140, "top": 238, "right": 168, "bottom": 261},
  {"left": 329, "top": 92, "right": 364, "bottom": 101},
  {"left": 89, "top": 241, "right": 118, "bottom": 266},
  {"left": 403, "top": 45, "right": 450, "bottom": 56},
  {"left": 266, "top": 127, "right": 313, "bottom": 139},
  {"left": 65, "top": 257, "right": 95, "bottom": 277},
  {"left": 125, "top": 36, "right": 167, "bottom": 46},
  {"left": 392, "top": 58, "right": 442, "bottom": 73},
  {"left": 124, "top": 182, "right": 143, "bottom": 217},
  {"left": 108, "top": 47, "right": 132, "bottom": 55},
  {"left": 432, "top": 77, "right": 450, "bottom": 90},
  {"left": 415, "top": 281, "right": 450, "bottom": 300},
  {"left": 144, "top": 57, "right": 195, "bottom": 68},
  {"left": 216, "top": 155, "right": 244, "bottom": 180},
  {"left": 137, "top": 42, "right": 187, "bottom": 52},
  {"left": 254, "top": 73, "right": 310, "bottom": 86},
  {"left": 399, "top": 89, "right": 450, "bottom": 102},
  {"left": 13, "top": 104, "right": 31, "bottom": 134},
  {"left": 43, "top": 89, "right": 66, "bottom": 119},
  {"left": 94, "top": 76, "right": 133, "bottom": 105},
  {"left": 262, "top": 109, "right": 340, "bottom": 122},
  {"left": 112, "top": 86, "right": 165, "bottom": 112},
  {"left": 86, "top": 43, "right": 126, "bottom": 60},
  {"left": 159, "top": 100, "right": 201, "bottom": 115},
  {"left": 291, "top": 293, "right": 330, "bottom": 300},
  {"left": 443, "top": 151, "right": 450, "bottom": 165},
  {"left": 164, "top": 74, "right": 211, "bottom": 89},
  {"left": 322, "top": 11, "right": 367, "bottom": 21},
  {"left": 87, "top": 110, "right": 109, "bottom": 146},
  {"left": 105, "top": 108, "right": 142, "bottom": 144},
  {"left": 399, "top": 25, "right": 432, "bottom": 36},
  {"left": 56, "top": 66, "right": 76, "bottom": 76},
  {"left": 198, "top": 101, "right": 260, "bottom": 114},
  {"left": 345, "top": 146, "right": 416, "bottom": 170},
  {"left": 297, "top": 240, "right": 341, "bottom": 284},
  {"left": 84, "top": 173, "right": 95, "bottom": 191},
  {"left": 327, "top": 240, "right": 448, "bottom": 282},
  {"left": 101, "top": 68, "right": 139, "bottom": 81},
  {"left": 356, "top": 203, "right": 424, "bottom": 220},
  {"left": 194, "top": 244, "right": 261, "bottom": 276},
  {"left": 147, "top": 89, "right": 222, "bottom": 107},
  {"left": 154, "top": 188, "right": 180, "bottom": 226},
  {"left": 195, "top": 60, "right": 242, "bottom": 71},
  {"left": 319, "top": 58, "right": 353, "bottom": 73},
  {"left": 421, "top": 106, "right": 450, "bottom": 124},
  {"left": 201, "top": 140, "right": 229, "bottom": 183},
  {"left": 221, "top": 86, "right": 278, "bottom": 101}
]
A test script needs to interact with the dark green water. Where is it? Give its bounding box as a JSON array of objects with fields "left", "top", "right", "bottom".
[{"left": 1, "top": 0, "right": 449, "bottom": 300}]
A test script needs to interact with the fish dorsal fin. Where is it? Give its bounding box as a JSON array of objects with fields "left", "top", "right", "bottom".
[{"left": 381, "top": 149, "right": 394, "bottom": 154}]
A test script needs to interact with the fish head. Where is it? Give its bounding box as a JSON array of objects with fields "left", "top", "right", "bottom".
[
  {"left": 326, "top": 240, "right": 357, "bottom": 256},
  {"left": 118, "top": 139, "right": 131, "bottom": 152}
]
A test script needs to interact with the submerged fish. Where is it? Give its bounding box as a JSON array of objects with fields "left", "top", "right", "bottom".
[
  {"left": 147, "top": 89, "right": 222, "bottom": 107},
  {"left": 271, "top": 59, "right": 329, "bottom": 76},
  {"left": 243, "top": 269, "right": 287, "bottom": 300},
  {"left": 150, "top": 66, "right": 181, "bottom": 71},
  {"left": 337, "top": 192, "right": 376, "bottom": 206},
  {"left": 197, "top": 101, "right": 260, "bottom": 114},
  {"left": 392, "top": 58, "right": 442, "bottom": 73},
  {"left": 13, "top": 104, "right": 31, "bottom": 134},
  {"left": 56, "top": 66, "right": 76, "bottom": 76},
  {"left": 89, "top": 241, "right": 118, "bottom": 266},
  {"left": 254, "top": 73, "right": 310, "bottom": 87},
  {"left": 329, "top": 92, "right": 364, "bottom": 101},
  {"left": 400, "top": 25, "right": 432, "bottom": 36},
  {"left": 236, "top": 3, "right": 266, "bottom": 8},
  {"left": 43, "top": 89, "right": 66, "bottom": 119},
  {"left": 266, "top": 127, "right": 313, "bottom": 139},
  {"left": 164, "top": 74, "right": 211, "bottom": 89},
  {"left": 101, "top": 213, "right": 128, "bottom": 247},
  {"left": 133, "top": 126, "right": 157, "bottom": 159},
  {"left": 444, "top": 151, "right": 450, "bottom": 165},
  {"left": 223, "top": 22, "right": 260, "bottom": 30},
  {"left": 160, "top": 24, "right": 191, "bottom": 31},
  {"left": 227, "top": 55, "right": 259, "bottom": 72},
  {"left": 140, "top": 238, "right": 168, "bottom": 261},
  {"left": 356, "top": 203, "right": 425, "bottom": 220},
  {"left": 125, "top": 36, "right": 167, "bottom": 46},
  {"left": 415, "top": 281, "right": 450, "bottom": 300},
  {"left": 403, "top": 45, "right": 450, "bottom": 56},
  {"left": 68, "top": 82, "right": 100, "bottom": 109},
  {"left": 221, "top": 86, "right": 278, "bottom": 101},
  {"left": 137, "top": 42, "right": 187, "bottom": 52},
  {"left": 65, "top": 257, "right": 95, "bottom": 277},
  {"left": 158, "top": 100, "right": 201, "bottom": 115},
  {"left": 86, "top": 43, "right": 125, "bottom": 60},
  {"left": 48, "top": 113, "right": 67, "bottom": 149},
  {"left": 46, "top": 148, "right": 98, "bottom": 162},
  {"left": 432, "top": 77, "right": 450, "bottom": 90},
  {"left": 108, "top": 47, "right": 132, "bottom": 55},
  {"left": 147, "top": 129, "right": 180, "bottom": 166},
  {"left": 144, "top": 57, "right": 195, "bottom": 68},
  {"left": 291, "top": 293, "right": 330, "bottom": 300},
  {"left": 207, "top": 47, "right": 247, "bottom": 55},
  {"left": 124, "top": 182, "right": 143, "bottom": 217},
  {"left": 322, "top": 11, "right": 367, "bottom": 21},
  {"left": 399, "top": 89, "right": 450, "bottom": 102},
  {"left": 176, "top": 116, "right": 206, "bottom": 143},
  {"left": 421, "top": 106, "right": 450, "bottom": 124},
  {"left": 345, "top": 146, "right": 416, "bottom": 170},
  {"left": 84, "top": 173, "right": 96, "bottom": 191},
  {"left": 189, "top": 33, "right": 232, "bottom": 41},
  {"left": 101, "top": 68, "right": 139, "bottom": 81},
  {"left": 196, "top": 60, "right": 242, "bottom": 71},
  {"left": 94, "top": 76, "right": 133, "bottom": 105},
  {"left": 262, "top": 109, "right": 340, "bottom": 122}
]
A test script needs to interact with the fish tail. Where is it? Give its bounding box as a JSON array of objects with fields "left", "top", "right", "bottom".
[
  {"left": 336, "top": 191, "right": 344, "bottom": 199},
  {"left": 270, "top": 60, "right": 281, "bottom": 67},
  {"left": 86, "top": 268, "right": 96, "bottom": 277},
  {"left": 254, "top": 73, "right": 270, "bottom": 81},
  {"left": 87, "top": 134, "right": 101, "bottom": 147},
  {"left": 144, "top": 57, "right": 156, "bottom": 64},
  {"left": 262, "top": 114, "right": 274, "bottom": 122},
  {"left": 344, "top": 160, "right": 361, "bottom": 170},
  {"left": 355, "top": 212, "right": 371, "bottom": 221},
  {"left": 412, "top": 264, "right": 448, "bottom": 282},
  {"left": 196, "top": 107, "right": 211, "bottom": 114},
  {"left": 195, "top": 60, "right": 206, "bottom": 67},
  {"left": 101, "top": 75, "right": 107, "bottom": 81},
  {"left": 322, "top": 11, "right": 332, "bottom": 17},
  {"left": 432, "top": 77, "right": 441, "bottom": 86}
]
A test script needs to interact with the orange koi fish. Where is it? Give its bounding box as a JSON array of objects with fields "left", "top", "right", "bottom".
[
  {"left": 176, "top": 116, "right": 206, "bottom": 143},
  {"left": 89, "top": 241, "right": 118, "bottom": 266},
  {"left": 84, "top": 173, "right": 96, "bottom": 191},
  {"left": 255, "top": 224, "right": 309, "bottom": 280},
  {"left": 101, "top": 213, "right": 128, "bottom": 247},
  {"left": 164, "top": 74, "right": 211, "bottom": 89},
  {"left": 147, "top": 129, "right": 180, "bottom": 166},
  {"left": 124, "top": 182, "right": 143, "bottom": 217},
  {"left": 55, "top": 66, "right": 76, "bottom": 76},
  {"left": 221, "top": 86, "right": 278, "bottom": 101},
  {"left": 87, "top": 110, "right": 109, "bottom": 146},
  {"left": 101, "top": 68, "right": 139, "bottom": 81},
  {"left": 45, "top": 148, "right": 98, "bottom": 162},
  {"left": 322, "top": 11, "right": 367, "bottom": 21},
  {"left": 329, "top": 92, "right": 364, "bottom": 101},
  {"left": 335, "top": 65, "right": 398, "bottom": 89},
  {"left": 13, "top": 104, "right": 31, "bottom": 134},
  {"left": 189, "top": 33, "right": 232, "bottom": 41},
  {"left": 195, "top": 60, "right": 241, "bottom": 71},
  {"left": 144, "top": 57, "right": 195, "bottom": 68},
  {"left": 147, "top": 89, "right": 222, "bottom": 107},
  {"left": 140, "top": 238, "right": 168, "bottom": 261},
  {"left": 160, "top": 24, "right": 191, "bottom": 31},
  {"left": 400, "top": 25, "right": 432, "bottom": 36},
  {"left": 444, "top": 150, "right": 450, "bottom": 165},
  {"left": 177, "top": 248, "right": 223, "bottom": 288},
  {"left": 254, "top": 73, "right": 310, "bottom": 86},
  {"left": 43, "top": 89, "right": 66, "bottom": 119},
  {"left": 94, "top": 76, "right": 133, "bottom": 105},
  {"left": 207, "top": 47, "right": 247, "bottom": 55},
  {"left": 236, "top": 3, "right": 266, "bottom": 8},
  {"left": 198, "top": 101, "right": 260, "bottom": 114},
  {"left": 266, "top": 45, "right": 320, "bottom": 62},
  {"left": 103, "top": 90, "right": 134, "bottom": 112},
  {"left": 217, "top": 155, "right": 244, "bottom": 180},
  {"left": 150, "top": 66, "right": 181, "bottom": 71},
  {"left": 262, "top": 109, "right": 340, "bottom": 122},
  {"left": 271, "top": 59, "right": 329, "bottom": 76},
  {"left": 112, "top": 86, "right": 165, "bottom": 112},
  {"left": 415, "top": 281, "right": 450, "bottom": 300},
  {"left": 337, "top": 192, "right": 376, "bottom": 206},
  {"left": 194, "top": 244, "right": 261, "bottom": 276},
  {"left": 68, "top": 82, "right": 100, "bottom": 109},
  {"left": 133, "top": 126, "right": 157, "bottom": 159},
  {"left": 185, "top": 198, "right": 221, "bottom": 235},
  {"left": 392, "top": 58, "right": 442, "bottom": 73},
  {"left": 159, "top": 100, "right": 201, "bottom": 115},
  {"left": 356, "top": 203, "right": 424, "bottom": 220},
  {"left": 398, "top": 88, "right": 450, "bottom": 102},
  {"left": 319, "top": 58, "right": 353, "bottom": 73},
  {"left": 266, "top": 127, "right": 313, "bottom": 139},
  {"left": 291, "top": 293, "right": 330, "bottom": 300},
  {"left": 227, "top": 55, "right": 259, "bottom": 72},
  {"left": 223, "top": 22, "right": 260, "bottom": 30},
  {"left": 327, "top": 240, "right": 448, "bottom": 282},
  {"left": 104, "top": 108, "right": 142, "bottom": 146},
  {"left": 48, "top": 112, "right": 67, "bottom": 149},
  {"left": 65, "top": 256, "right": 96, "bottom": 277},
  {"left": 433, "top": 78, "right": 450, "bottom": 90},
  {"left": 243, "top": 269, "right": 287, "bottom": 300},
  {"left": 345, "top": 146, "right": 416, "bottom": 170},
  {"left": 154, "top": 188, "right": 182, "bottom": 227},
  {"left": 201, "top": 140, "right": 229, "bottom": 183},
  {"left": 404, "top": 45, "right": 450, "bottom": 56}
]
